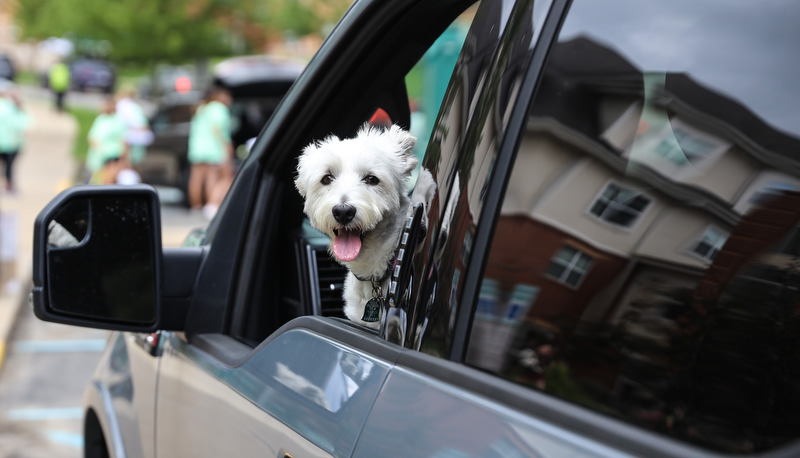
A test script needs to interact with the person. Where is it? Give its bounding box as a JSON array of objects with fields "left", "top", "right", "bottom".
[
  {"left": 48, "top": 60, "right": 70, "bottom": 112},
  {"left": 115, "top": 86, "right": 153, "bottom": 167},
  {"left": 0, "top": 83, "right": 31, "bottom": 193},
  {"left": 86, "top": 96, "right": 130, "bottom": 184},
  {"left": 187, "top": 86, "right": 233, "bottom": 215}
]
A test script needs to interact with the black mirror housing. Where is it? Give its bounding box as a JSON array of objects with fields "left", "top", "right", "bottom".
[{"left": 32, "top": 185, "right": 163, "bottom": 332}]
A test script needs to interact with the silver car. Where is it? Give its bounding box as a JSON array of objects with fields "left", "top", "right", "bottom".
[{"left": 33, "top": 0, "right": 800, "bottom": 456}]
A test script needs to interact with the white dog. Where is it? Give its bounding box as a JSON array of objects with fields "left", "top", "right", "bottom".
[{"left": 295, "top": 124, "right": 418, "bottom": 329}]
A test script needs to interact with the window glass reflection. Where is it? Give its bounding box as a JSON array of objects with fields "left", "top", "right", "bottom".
[{"left": 467, "top": 0, "right": 800, "bottom": 453}]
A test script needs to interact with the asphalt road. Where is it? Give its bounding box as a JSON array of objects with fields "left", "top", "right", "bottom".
[{"left": 0, "top": 203, "right": 207, "bottom": 458}]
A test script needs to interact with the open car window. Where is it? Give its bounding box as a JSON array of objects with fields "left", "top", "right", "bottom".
[{"left": 228, "top": 2, "right": 481, "bottom": 347}]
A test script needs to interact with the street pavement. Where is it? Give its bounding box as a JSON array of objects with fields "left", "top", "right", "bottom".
[
  {"left": 0, "top": 93, "right": 77, "bottom": 371},
  {"left": 0, "top": 91, "right": 208, "bottom": 457}
]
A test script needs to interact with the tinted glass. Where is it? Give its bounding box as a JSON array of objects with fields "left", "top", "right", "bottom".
[
  {"left": 468, "top": 0, "right": 800, "bottom": 453},
  {"left": 403, "top": 0, "right": 552, "bottom": 351}
]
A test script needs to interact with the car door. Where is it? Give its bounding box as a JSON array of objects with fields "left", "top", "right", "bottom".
[{"left": 155, "top": 326, "right": 380, "bottom": 457}]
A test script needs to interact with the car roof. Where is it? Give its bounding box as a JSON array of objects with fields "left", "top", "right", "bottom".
[{"left": 213, "top": 55, "right": 304, "bottom": 88}]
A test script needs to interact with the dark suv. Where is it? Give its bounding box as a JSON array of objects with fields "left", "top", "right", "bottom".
[
  {"left": 33, "top": 1, "right": 800, "bottom": 456},
  {"left": 69, "top": 58, "right": 116, "bottom": 93},
  {"left": 138, "top": 56, "right": 302, "bottom": 200}
]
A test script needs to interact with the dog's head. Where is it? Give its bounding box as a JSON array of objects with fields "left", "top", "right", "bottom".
[{"left": 295, "top": 124, "right": 417, "bottom": 262}]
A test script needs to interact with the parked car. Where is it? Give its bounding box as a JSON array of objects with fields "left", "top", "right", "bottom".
[
  {"left": 0, "top": 54, "right": 15, "bottom": 81},
  {"left": 32, "top": 0, "right": 800, "bottom": 457},
  {"left": 135, "top": 92, "right": 200, "bottom": 200},
  {"left": 212, "top": 55, "right": 305, "bottom": 150},
  {"left": 69, "top": 57, "right": 116, "bottom": 93},
  {"left": 136, "top": 63, "right": 205, "bottom": 100},
  {"left": 137, "top": 56, "right": 303, "bottom": 202}
]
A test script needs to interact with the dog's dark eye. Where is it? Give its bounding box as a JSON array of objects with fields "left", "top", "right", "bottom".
[
  {"left": 321, "top": 174, "right": 334, "bottom": 185},
  {"left": 364, "top": 175, "right": 380, "bottom": 186}
]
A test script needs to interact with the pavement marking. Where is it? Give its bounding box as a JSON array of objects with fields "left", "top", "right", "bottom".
[
  {"left": 46, "top": 430, "right": 84, "bottom": 449},
  {"left": 6, "top": 409, "right": 85, "bottom": 449},
  {"left": 6, "top": 407, "right": 84, "bottom": 421},
  {"left": 13, "top": 339, "right": 106, "bottom": 353}
]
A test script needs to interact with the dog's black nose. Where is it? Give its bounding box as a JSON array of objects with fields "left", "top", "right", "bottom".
[{"left": 332, "top": 204, "right": 356, "bottom": 224}]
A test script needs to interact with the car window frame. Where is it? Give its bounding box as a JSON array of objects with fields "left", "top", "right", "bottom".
[
  {"left": 175, "top": 0, "right": 482, "bottom": 349},
  {"left": 401, "top": 0, "right": 571, "bottom": 362}
]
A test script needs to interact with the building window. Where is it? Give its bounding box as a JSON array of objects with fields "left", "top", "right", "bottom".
[
  {"left": 624, "top": 117, "right": 729, "bottom": 181},
  {"left": 589, "top": 182, "right": 651, "bottom": 228},
  {"left": 654, "top": 124, "right": 721, "bottom": 167},
  {"left": 544, "top": 246, "right": 593, "bottom": 287},
  {"left": 691, "top": 226, "right": 727, "bottom": 261}
]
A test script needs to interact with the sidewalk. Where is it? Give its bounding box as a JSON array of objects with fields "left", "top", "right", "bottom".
[{"left": 0, "top": 97, "right": 78, "bottom": 372}]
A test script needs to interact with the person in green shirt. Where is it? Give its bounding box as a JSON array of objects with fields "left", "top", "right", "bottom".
[
  {"left": 187, "top": 86, "right": 233, "bottom": 211},
  {"left": 0, "top": 84, "right": 31, "bottom": 193},
  {"left": 86, "top": 97, "right": 128, "bottom": 184},
  {"left": 48, "top": 60, "right": 71, "bottom": 112}
]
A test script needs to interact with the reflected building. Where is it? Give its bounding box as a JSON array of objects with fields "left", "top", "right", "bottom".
[{"left": 462, "top": 36, "right": 800, "bottom": 450}]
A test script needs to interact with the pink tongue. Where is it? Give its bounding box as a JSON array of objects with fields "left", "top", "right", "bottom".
[{"left": 333, "top": 229, "right": 362, "bottom": 261}]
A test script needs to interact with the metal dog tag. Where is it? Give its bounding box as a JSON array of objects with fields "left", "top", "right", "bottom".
[{"left": 362, "top": 297, "right": 381, "bottom": 323}]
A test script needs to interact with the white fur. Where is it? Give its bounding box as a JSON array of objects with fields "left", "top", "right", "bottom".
[{"left": 295, "top": 124, "right": 418, "bottom": 328}]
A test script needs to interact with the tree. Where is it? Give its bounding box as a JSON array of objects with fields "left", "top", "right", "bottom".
[
  {"left": 13, "top": 0, "right": 236, "bottom": 64},
  {"left": 11, "top": 0, "right": 353, "bottom": 66}
]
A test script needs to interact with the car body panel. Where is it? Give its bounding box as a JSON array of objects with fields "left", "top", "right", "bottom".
[
  {"left": 155, "top": 331, "right": 338, "bottom": 457},
  {"left": 85, "top": 332, "right": 159, "bottom": 458},
  {"left": 356, "top": 367, "right": 632, "bottom": 458}
]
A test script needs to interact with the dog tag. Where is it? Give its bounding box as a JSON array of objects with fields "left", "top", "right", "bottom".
[{"left": 362, "top": 297, "right": 381, "bottom": 323}]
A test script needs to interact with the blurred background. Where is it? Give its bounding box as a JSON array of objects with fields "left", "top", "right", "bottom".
[
  {"left": 0, "top": 0, "right": 354, "bottom": 200},
  {"left": 0, "top": 0, "right": 458, "bottom": 203},
  {"left": 2, "top": 0, "right": 350, "bottom": 79}
]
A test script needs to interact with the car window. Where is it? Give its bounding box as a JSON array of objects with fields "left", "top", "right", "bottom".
[
  {"left": 404, "top": 0, "right": 552, "bottom": 351},
  {"left": 151, "top": 104, "right": 193, "bottom": 132},
  {"left": 466, "top": 0, "right": 800, "bottom": 453},
  {"left": 228, "top": 1, "right": 483, "bottom": 346},
  {"left": 403, "top": 20, "right": 470, "bottom": 185}
]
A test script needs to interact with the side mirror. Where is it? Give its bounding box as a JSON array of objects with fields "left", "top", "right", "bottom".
[{"left": 32, "top": 185, "right": 163, "bottom": 332}]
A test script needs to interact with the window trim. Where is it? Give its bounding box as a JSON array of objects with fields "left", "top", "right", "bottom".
[
  {"left": 686, "top": 224, "right": 728, "bottom": 263},
  {"left": 586, "top": 180, "right": 652, "bottom": 231},
  {"left": 451, "top": 0, "right": 568, "bottom": 363},
  {"left": 544, "top": 245, "right": 593, "bottom": 288}
]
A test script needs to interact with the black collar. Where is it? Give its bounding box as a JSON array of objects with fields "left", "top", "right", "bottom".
[{"left": 353, "top": 256, "right": 395, "bottom": 284}]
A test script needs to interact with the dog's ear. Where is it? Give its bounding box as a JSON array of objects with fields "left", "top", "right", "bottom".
[
  {"left": 294, "top": 142, "right": 318, "bottom": 197},
  {"left": 387, "top": 125, "right": 418, "bottom": 175},
  {"left": 294, "top": 172, "right": 307, "bottom": 198},
  {"left": 294, "top": 173, "right": 307, "bottom": 198}
]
